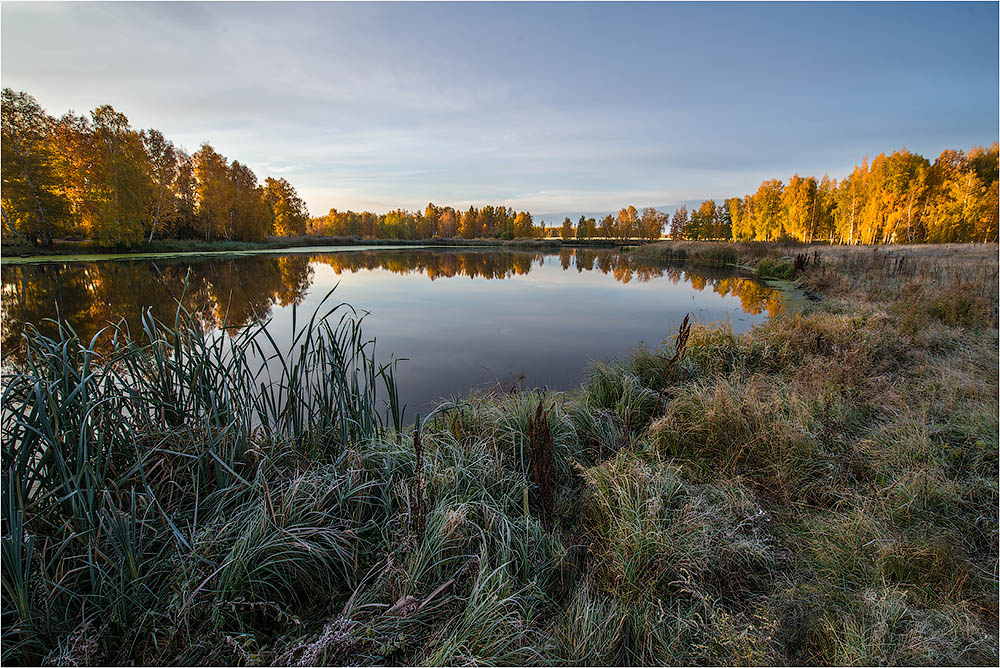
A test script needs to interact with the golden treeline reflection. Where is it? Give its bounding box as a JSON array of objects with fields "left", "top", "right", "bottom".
[
  {"left": 313, "top": 249, "right": 538, "bottom": 280},
  {"left": 311, "top": 249, "right": 784, "bottom": 315},
  {"left": 2, "top": 255, "right": 313, "bottom": 355},
  {"left": 1, "top": 249, "right": 781, "bottom": 357}
]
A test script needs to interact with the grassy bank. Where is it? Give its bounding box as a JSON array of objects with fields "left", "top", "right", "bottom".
[
  {"left": 1, "top": 236, "right": 349, "bottom": 258},
  {"left": 2, "top": 243, "right": 997, "bottom": 665},
  {"left": 1, "top": 236, "right": 633, "bottom": 263},
  {"left": 632, "top": 239, "right": 999, "bottom": 279}
]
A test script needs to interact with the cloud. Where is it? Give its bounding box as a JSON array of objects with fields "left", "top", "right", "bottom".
[{"left": 2, "top": 2, "right": 996, "bottom": 215}]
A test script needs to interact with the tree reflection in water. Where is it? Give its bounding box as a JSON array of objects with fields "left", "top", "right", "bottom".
[{"left": 2, "top": 249, "right": 782, "bottom": 359}]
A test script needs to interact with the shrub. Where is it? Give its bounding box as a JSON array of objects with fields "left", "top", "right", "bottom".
[{"left": 755, "top": 258, "right": 796, "bottom": 280}]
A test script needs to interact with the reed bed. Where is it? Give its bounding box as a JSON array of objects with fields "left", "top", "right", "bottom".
[{"left": 1, "top": 292, "right": 402, "bottom": 663}]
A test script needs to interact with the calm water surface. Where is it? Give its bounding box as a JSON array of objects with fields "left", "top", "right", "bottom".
[{"left": 1, "top": 248, "right": 783, "bottom": 413}]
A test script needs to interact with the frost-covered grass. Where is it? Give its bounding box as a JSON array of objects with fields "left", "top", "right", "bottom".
[{"left": 2, "top": 246, "right": 997, "bottom": 665}]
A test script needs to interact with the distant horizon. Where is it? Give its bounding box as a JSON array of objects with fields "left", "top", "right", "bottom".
[{"left": 3, "top": 1, "right": 998, "bottom": 220}]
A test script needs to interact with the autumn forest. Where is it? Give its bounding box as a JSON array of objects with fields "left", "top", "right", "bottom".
[{"left": 2, "top": 88, "right": 997, "bottom": 249}]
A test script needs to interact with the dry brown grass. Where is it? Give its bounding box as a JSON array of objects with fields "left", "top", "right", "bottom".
[
  {"left": 623, "top": 240, "right": 999, "bottom": 664},
  {"left": 635, "top": 240, "right": 998, "bottom": 300},
  {"left": 6, "top": 241, "right": 997, "bottom": 666}
]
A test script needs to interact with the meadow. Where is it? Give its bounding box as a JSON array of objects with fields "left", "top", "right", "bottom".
[{"left": 1, "top": 242, "right": 997, "bottom": 666}]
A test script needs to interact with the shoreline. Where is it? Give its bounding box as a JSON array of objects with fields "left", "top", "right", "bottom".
[
  {"left": 2, "top": 241, "right": 997, "bottom": 665},
  {"left": 0, "top": 236, "right": 645, "bottom": 264}
]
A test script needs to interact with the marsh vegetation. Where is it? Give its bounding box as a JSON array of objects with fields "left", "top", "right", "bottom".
[{"left": 1, "top": 242, "right": 997, "bottom": 665}]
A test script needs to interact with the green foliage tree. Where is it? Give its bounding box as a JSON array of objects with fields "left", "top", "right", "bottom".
[
  {"left": 717, "top": 200, "right": 733, "bottom": 240},
  {"left": 193, "top": 143, "right": 231, "bottom": 241},
  {"left": 598, "top": 214, "right": 615, "bottom": 238},
  {"left": 231, "top": 163, "right": 271, "bottom": 241},
  {"left": 687, "top": 201, "right": 722, "bottom": 240},
  {"left": 513, "top": 211, "right": 534, "bottom": 238},
  {"left": 172, "top": 151, "right": 197, "bottom": 237},
  {"left": 87, "top": 105, "right": 151, "bottom": 246},
  {"left": 560, "top": 217, "right": 574, "bottom": 240}
]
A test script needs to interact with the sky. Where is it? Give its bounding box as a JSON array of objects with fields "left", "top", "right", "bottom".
[{"left": 2, "top": 1, "right": 998, "bottom": 222}]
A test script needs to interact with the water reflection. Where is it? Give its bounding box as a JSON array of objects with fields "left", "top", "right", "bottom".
[
  {"left": 309, "top": 249, "right": 783, "bottom": 315},
  {"left": 2, "top": 255, "right": 314, "bottom": 353},
  {"left": 2, "top": 249, "right": 782, "bottom": 410}
]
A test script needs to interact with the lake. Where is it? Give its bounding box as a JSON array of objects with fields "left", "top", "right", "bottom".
[{"left": 1, "top": 247, "right": 783, "bottom": 414}]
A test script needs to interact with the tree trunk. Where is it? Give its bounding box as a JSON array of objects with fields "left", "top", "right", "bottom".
[
  {"left": 148, "top": 185, "right": 164, "bottom": 244},
  {"left": 849, "top": 189, "right": 856, "bottom": 245}
]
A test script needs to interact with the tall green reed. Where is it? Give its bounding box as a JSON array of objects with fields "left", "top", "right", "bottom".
[{"left": 0, "top": 288, "right": 401, "bottom": 663}]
